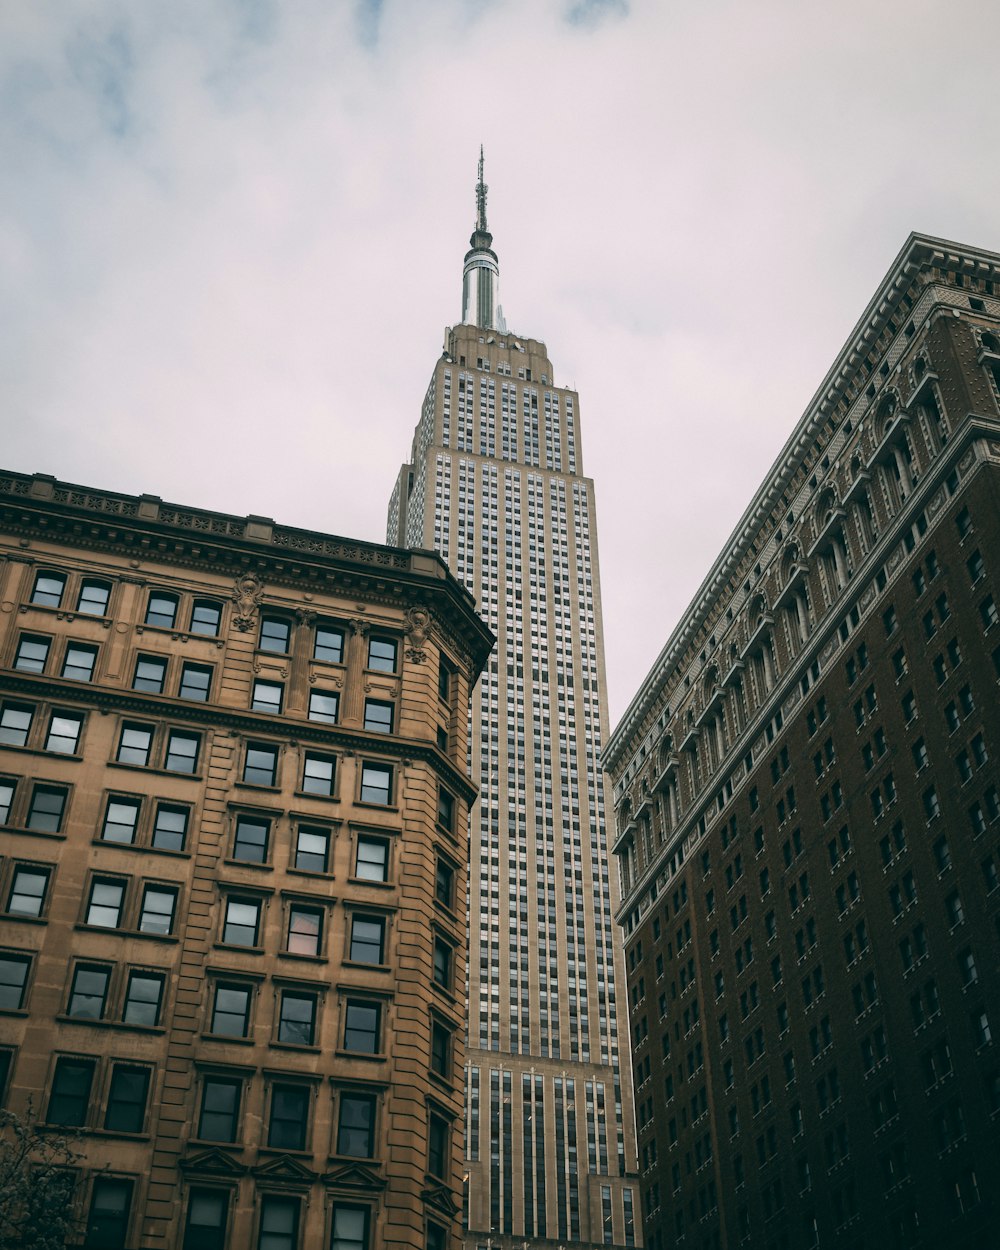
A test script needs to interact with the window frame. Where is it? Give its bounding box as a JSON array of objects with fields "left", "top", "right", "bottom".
[
  {"left": 359, "top": 761, "right": 393, "bottom": 807},
  {"left": 221, "top": 896, "right": 263, "bottom": 949},
  {"left": 335, "top": 1090, "right": 377, "bottom": 1159},
  {"left": 244, "top": 742, "right": 279, "bottom": 787},
  {"left": 342, "top": 999, "right": 382, "bottom": 1055},
  {"left": 144, "top": 592, "right": 179, "bottom": 630},
  {"left": 30, "top": 571, "right": 66, "bottom": 608},
  {"left": 367, "top": 636, "right": 398, "bottom": 674},
  {"left": 197, "top": 1075, "right": 242, "bottom": 1143}
]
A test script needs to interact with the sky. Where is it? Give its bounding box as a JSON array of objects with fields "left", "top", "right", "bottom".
[{"left": 3, "top": 0, "right": 1000, "bottom": 728}]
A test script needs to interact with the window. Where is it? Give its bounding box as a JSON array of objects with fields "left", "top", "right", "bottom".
[
  {"left": 0, "top": 778, "right": 14, "bottom": 824},
  {"left": 337, "top": 1092, "right": 376, "bottom": 1157},
  {"left": 437, "top": 788, "right": 455, "bottom": 832},
  {"left": 294, "top": 825, "right": 330, "bottom": 873},
  {"left": 232, "top": 815, "right": 270, "bottom": 863},
  {"left": 268, "top": 1084, "right": 309, "bottom": 1150},
  {"left": 367, "top": 637, "right": 397, "bottom": 672},
  {"left": 349, "top": 916, "right": 385, "bottom": 964},
  {"left": 438, "top": 655, "right": 454, "bottom": 702},
  {"left": 259, "top": 616, "right": 291, "bottom": 654},
  {"left": 360, "top": 762, "right": 392, "bottom": 805},
  {"left": 301, "top": 752, "right": 334, "bottom": 795},
  {"left": 0, "top": 703, "right": 32, "bottom": 747},
  {"left": 183, "top": 1190, "right": 228, "bottom": 1250},
  {"left": 145, "top": 592, "right": 178, "bottom": 628},
  {"left": 26, "top": 784, "right": 66, "bottom": 832},
  {"left": 427, "top": 1111, "right": 448, "bottom": 1177},
  {"left": 84, "top": 1178, "right": 133, "bottom": 1250},
  {"left": 62, "top": 643, "right": 97, "bottom": 682},
  {"left": 77, "top": 580, "right": 111, "bottom": 616},
  {"left": 433, "top": 938, "right": 452, "bottom": 989},
  {"left": 308, "top": 690, "right": 339, "bottom": 724},
  {"left": 190, "top": 600, "right": 222, "bottom": 636},
  {"left": 139, "top": 886, "right": 176, "bottom": 935},
  {"left": 152, "top": 804, "right": 188, "bottom": 852},
  {"left": 104, "top": 1064, "right": 150, "bottom": 1133},
  {"left": 47, "top": 1056, "right": 94, "bottom": 1125},
  {"left": 133, "top": 656, "right": 167, "bottom": 694},
  {"left": 179, "top": 664, "right": 212, "bottom": 702},
  {"left": 286, "top": 906, "right": 322, "bottom": 956},
  {"left": 363, "top": 699, "right": 393, "bottom": 733},
  {"left": 277, "top": 991, "right": 316, "bottom": 1045},
  {"left": 343, "top": 1000, "right": 381, "bottom": 1053},
  {"left": 430, "top": 1020, "right": 451, "bottom": 1076},
  {"left": 251, "top": 680, "right": 283, "bottom": 715},
  {"left": 435, "top": 857, "right": 454, "bottom": 907},
  {"left": 198, "top": 1078, "right": 241, "bottom": 1142},
  {"left": 45, "top": 712, "right": 82, "bottom": 755},
  {"left": 244, "top": 743, "right": 279, "bottom": 786},
  {"left": 68, "top": 964, "right": 110, "bottom": 1019},
  {"left": 350, "top": 836, "right": 387, "bottom": 883},
  {"left": 330, "top": 1206, "right": 369, "bottom": 1250},
  {"left": 118, "top": 724, "right": 152, "bottom": 766},
  {"left": 314, "top": 622, "right": 344, "bottom": 663},
  {"left": 0, "top": 953, "right": 31, "bottom": 1010},
  {"left": 211, "top": 984, "right": 252, "bottom": 1037},
  {"left": 31, "top": 571, "right": 66, "bottom": 607},
  {"left": 959, "top": 948, "right": 978, "bottom": 986},
  {"left": 258, "top": 1197, "right": 299, "bottom": 1250},
  {"left": 8, "top": 866, "right": 50, "bottom": 917},
  {"left": 165, "top": 731, "right": 199, "bottom": 773},
  {"left": 14, "top": 635, "right": 50, "bottom": 673},
  {"left": 123, "top": 972, "right": 164, "bottom": 1026},
  {"left": 222, "top": 898, "right": 261, "bottom": 947},
  {"left": 102, "top": 798, "right": 140, "bottom": 845},
  {"left": 86, "top": 879, "right": 125, "bottom": 928}
]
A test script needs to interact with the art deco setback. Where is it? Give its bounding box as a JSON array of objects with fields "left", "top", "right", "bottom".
[{"left": 0, "top": 471, "right": 493, "bottom": 1250}]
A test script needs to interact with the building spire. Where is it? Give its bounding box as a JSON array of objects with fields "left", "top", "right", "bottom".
[{"left": 462, "top": 147, "right": 505, "bottom": 331}]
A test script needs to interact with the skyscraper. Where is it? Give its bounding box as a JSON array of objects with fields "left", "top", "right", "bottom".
[{"left": 388, "top": 157, "right": 639, "bottom": 1248}]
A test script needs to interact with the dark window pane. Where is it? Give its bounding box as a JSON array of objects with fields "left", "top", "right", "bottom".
[
  {"left": 363, "top": 700, "right": 393, "bottom": 733},
  {"left": 278, "top": 992, "right": 316, "bottom": 1045},
  {"left": 259, "top": 1196, "right": 299, "bottom": 1250},
  {"left": 259, "top": 617, "right": 290, "bottom": 654},
  {"left": 437, "top": 789, "right": 455, "bottom": 831},
  {"left": 190, "top": 601, "right": 221, "bottom": 637},
  {"left": 330, "top": 1206, "right": 369, "bottom": 1250},
  {"left": 211, "top": 985, "right": 251, "bottom": 1036},
  {"left": 433, "top": 940, "right": 451, "bottom": 988},
  {"left": 47, "top": 1057, "right": 94, "bottom": 1126},
  {"left": 139, "top": 887, "right": 176, "bottom": 935},
  {"left": 314, "top": 624, "right": 344, "bottom": 663},
  {"left": 233, "top": 816, "right": 269, "bottom": 863},
  {"left": 133, "top": 656, "right": 166, "bottom": 693},
  {"left": 435, "top": 860, "right": 454, "bottom": 907},
  {"left": 344, "top": 1002, "right": 380, "bottom": 1053},
  {"left": 118, "top": 724, "right": 152, "bottom": 765},
  {"left": 349, "top": 917, "right": 384, "bottom": 964},
  {"left": 165, "top": 731, "right": 199, "bottom": 774},
  {"left": 268, "top": 1085, "right": 309, "bottom": 1150},
  {"left": 337, "top": 1093, "right": 375, "bottom": 1157},
  {"left": 355, "top": 837, "right": 388, "bottom": 882},
  {"left": 431, "top": 1021, "right": 450, "bottom": 1076},
  {"left": 8, "top": 867, "right": 49, "bottom": 917},
  {"left": 123, "top": 973, "right": 163, "bottom": 1027},
  {"left": 46, "top": 713, "right": 82, "bottom": 755},
  {"left": 14, "top": 636, "right": 49, "bottom": 673},
  {"left": 251, "top": 681, "right": 283, "bottom": 714},
  {"left": 198, "top": 1078, "right": 240, "bottom": 1142},
  {"left": 0, "top": 704, "right": 32, "bottom": 747},
  {"left": 152, "top": 804, "right": 188, "bottom": 851},
  {"left": 0, "top": 954, "right": 30, "bottom": 1010},
  {"left": 31, "top": 572, "right": 65, "bottom": 607},
  {"left": 223, "top": 899, "right": 260, "bottom": 947},
  {"left": 360, "top": 763, "right": 392, "bottom": 805},
  {"left": 428, "top": 1112, "right": 448, "bottom": 1177},
  {"left": 308, "top": 690, "right": 339, "bottom": 724},
  {"left": 367, "top": 637, "right": 397, "bottom": 672},
  {"left": 183, "top": 1191, "right": 228, "bottom": 1250},
  {"left": 145, "top": 593, "right": 177, "bottom": 628},
  {"left": 84, "top": 1178, "right": 132, "bottom": 1250},
  {"left": 104, "top": 1065, "right": 149, "bottom": 1133},
  {"left": 244, "top": 744, "right": 278, "bottom": 786},
  {"left": 294, "top": 826, "right": 329, "bottom": 873},
  {"left": 302, "top": 753, "right": 334, "bottom": 795},
  {"left": 77, "top": 581, "right": 110, "bottom": 616},
  {"left": 26, "top": 785, "right": 66, "bottom": 832},
  {"left": 67, "top": 965, "right": 109, "bottom": 1019},
  {"left": 0, "top": 780, "right": 14, "bottom": 825},
  {"left": 62, "top": 644, "right": 97, "bottom": 682},
  {"left": 86, "top": 880, "right": 124, "bottom": 928},
  {"left": 102, "top": 798, "right": 140, "bottom": 845},
  {"left": 179, "top": 664, "right": 212, "bottom": 702}
]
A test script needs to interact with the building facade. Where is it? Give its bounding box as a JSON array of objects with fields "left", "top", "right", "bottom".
[
  {"left": 605, "top": 235, "right": 1000, "bottom": 1250},
  {"left": 0, "top": 471, "right": 493, "bottom": 1250},
  {"left": 388, "top": 162, "right": 639, "bottom": 1248}
]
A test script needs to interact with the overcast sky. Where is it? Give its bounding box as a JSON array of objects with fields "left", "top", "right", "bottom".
[{"left": 3, "top": 0, "right": 1000, "bottom": 728}]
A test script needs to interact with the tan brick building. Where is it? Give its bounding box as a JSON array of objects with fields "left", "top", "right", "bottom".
[{"left": 0, "top": 471, "right": 493, "bottom": 1250}]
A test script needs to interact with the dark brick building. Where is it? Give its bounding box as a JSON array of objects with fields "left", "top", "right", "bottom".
[{"left": 605, "top": 235, "right": 1000, "bottom": 1250}]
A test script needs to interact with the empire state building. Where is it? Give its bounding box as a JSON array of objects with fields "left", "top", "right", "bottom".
[{"left": 388, "top": 155, "right": 639, "bottom": 1249}]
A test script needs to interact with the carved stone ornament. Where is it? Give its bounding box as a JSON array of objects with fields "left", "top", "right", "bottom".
[
  {"left": 404, "top": 604, "right": 432, "bottom": 664},
  {"left": 232, "top": 572, "right": 264, "bottom": 632},
  {"left": 350, "top": 618, "right": 370, "bottom": 639}
]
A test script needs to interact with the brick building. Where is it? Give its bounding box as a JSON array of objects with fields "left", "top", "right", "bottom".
[
  {"left": 0, "top": 471, "right": 492, "bottom": 1250},
  {"left": 605, "top": 235, "right": 1000, "bottom": 1249}
]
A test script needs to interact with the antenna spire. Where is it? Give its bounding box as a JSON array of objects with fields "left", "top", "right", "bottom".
[
  {"left": 476, "top": 145, "right": 488, "bottom": 232},
  {"left": 462, "top": 147, "right": 505, "bottom": 331}
]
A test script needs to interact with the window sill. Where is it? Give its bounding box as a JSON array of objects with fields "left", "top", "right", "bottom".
[
  {"left": 293, "top": 789, "right": 339, "bottom": 804},
  {"left": 92, "top": 839, "right": 191, "bottom": 860},
  {"left": 278, "top": 951, "right": 328, "bottom": 965},
  {"left": 335, "top": 1050, "right": 387, "bottom": 1063},
  {"left": 109, "top": 761, "right": 203, "bottom": 782},
  {"left": 269, "top": 1041, "right": 322, "bottom": 1055},
  {"left": 2, "top": 824, "right": 66, "bottom": 841},
  {"left": 342, "top": 959, "right": 390, "bottom": 974},
  {"left": 201, "top": 1032, "right": 255, "bottom": 1045},
  {"left": 56, "top": 1015, "right": 165, "bottom": 1034},
  {"left": 223, "top": 858, "right": 274, "bottom": 873},
  {"left": 235, "top": 781, "right": 281, "bottom": 795},
  {"left": 1, "top": 913, "right": 47, "bottom": 926},
  {"left": 75, "top": 924, "right": 179, "bottom": 944},
  {"left": 347, "top": 875, "right": 392, "bottom": 890},
  {"left": 213, "top": 942, "right": 265, "bottom": 956}
]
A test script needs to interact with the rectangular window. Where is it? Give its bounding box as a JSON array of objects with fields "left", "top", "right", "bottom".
[
  {"left": 286, "top": 906, "right": 322, "bottom": 957},
  {"left": 0, "top": 779, "right": 14, "bottom": 825},
  {"left": 165, "top": 731, "right": 199, "bottom": 773},
  {"left": 84, "top": 1177, "right": 133, "bottom": 1250},
  {"left": 363, "top": 699, "right": 393, "bottom": 733},
  {"left": 47, "top": 1056, "right": 95, "bottom": 1125},
  {"left": 301, "top": 752, "right": 334, "bottom": 795},
  {"left": 330, "top": 1205, "right": 369, "bottom": 1250},
  {"left": 244, "top": 743, "right": 278, "bottom": 786},
  {"left": 179, "top": 664, "right": 212, "bottom": 702},
  {"left": 31, "top": 571, "right": 66, "bottom": 607},
  {"left": 259, "top": 616, "right": 291, "bottom": 654},
  {"left": 251, "top": 680, "right": 284, "bottom": 715},
  {"left": 0, "top": 953, "right": 31, "bottom": 1010},
  {"left": 277, "top": 991, "right": 316, "bottom": 1046},
  {"left": 0, "top": 703, "right": 33, "bottom": 747},
  {"left": 183, "top": 1191, "right": 228, "bottom": 1250},
  {"left": 62, "top": 643, "right": 97, "bottom": 682},
  {"left": 133, "top": 656, "right": 167, "bottom": 693},
  {"left": 355, "top": 836, "right": 388, "bottom": 882},
  {"left": 104, "top": 1064, "right": 150, "bottom": 1133},
  {"left": 190, "top": 600, "right": 222, "bottom": 637},
  {"left": 198, "top": 1078, "right": 241, "bottom": 1142},
  {"left": 349, "top": 916, "right": 385, "bottom": 964},
  {"left": 360, "top": 762, "right": 392, "bottom": 805},
  {"left": 145, "top": 593, "right": 178, "bottom": 628},
  {"left": 308, "top": 690, "right": 339, "bottom": 724},
  {"left": 46, "top": 712, "right": 82, "bottom": 755},
  {"left": 367, "top": 637, "right": 397, "bottom": 673},
  {"left": 223, "top": 898, "right": 261, "bottom": 947},
  {"left": 26, "top": 784, "right": 67, "bottom": 832},
  {"left": 67, "top": 964, "right": 110, "bottom": 1019},
  {"left": 314, "top": 622, "right": 345, "bottom": 663},
  {"left": 152, "top": 804, "right": 188, "bottom": 852},
  {"left": 211, "top": 984, "right": 252, "bottom": 1037},
  {"left": 86, "top": 879, "right": 125, "bottom": 928},
  {"left": 337, "top": 1092, "right": 376, "bottom": 1157},
  {"left": 8, "top": 866, "right": 50, "bottom": 917},
  {"left": 435, "top": 858, "right": 454, "bottom": 907},
  {"left": 437, "top": 789, "right": 455, "bottom": 832},
  {"left": 123, "top": 971, "right": 164, "bottom": 1027},
  {"left": 431, "top": 1020, "right": 450, "bottom": 1076},
  {"left": 14, "top": 635, "right": 50, "bottom": 673},
  {"left": 427, "top": 1111, "right": 448, "bottom": 1177},
  {"left": 343, "top": 1001, "right": 381, "bottom": 1053},
  {"left": 102, "top": 798, "right": 140, "bottom": 845},
  {"left": 258, "top": 1197, "right": 299, "bottom": 1250},
  {"left": 433, "top": 939, "right": 452, "bottom": 989},
  {"left": 117, "top": 724, "right": 153, "bottom": 766},
  {"left": 139, "top": 886, "right": 177, "bottom": 935},
  {"left": 268, "top": 1084, "right": 309, "bottom": 1150},
  {"left": 77, "top": 580, "right": 111, "bottom": 616},
  {"left": 232, "top": 815, "right": 270, "bottom": 863},
  {"left": 294, "top": 825, "right": 330, "bottom": 873}
]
